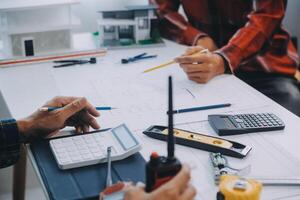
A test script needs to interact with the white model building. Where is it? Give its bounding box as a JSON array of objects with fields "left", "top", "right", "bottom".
[
  {"left": 0, "top": 0, "right": 80, "bottom": 58},
  {"left": 98, "top": 5, "right": 164, "bottom": 49}
]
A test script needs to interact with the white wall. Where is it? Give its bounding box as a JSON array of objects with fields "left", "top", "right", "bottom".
[
  {"left": 74, "top": 0, "right": 300, "bottom": 54},
  {"left": 284, "top": 0, "right": 300, "bottom": 54}
]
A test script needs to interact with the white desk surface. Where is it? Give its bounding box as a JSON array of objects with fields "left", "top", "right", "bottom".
[{"left": 1, "top": 38, "right": 300, "bottom": 199}]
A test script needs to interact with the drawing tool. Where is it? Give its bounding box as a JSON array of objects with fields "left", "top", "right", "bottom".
[
  {"left": 143, "top": 48, "right": 209, "bottom": 73},
  {"left": 121, "top": 53, "right": 157, "bottom": 64},
  {"left": 169, "top": 103, "right": 231, "bottom": 114},
  {"left": 54, "top": 57, "right": 96, "bottom": 64},
  {"left": 143, "top": 60, "right": 175, "bottom": 73},
  {"left": 0, "top": 49, "right": 106, "bottom": 68},
  {"left": 106, "top": 146, "right": 113, "bottom": 187},
  {"left": 39, "top": 106, "right": 117, "bottom": 112},
  {"left": 53, "top": 57, "right": 97, "bottom": 68}
]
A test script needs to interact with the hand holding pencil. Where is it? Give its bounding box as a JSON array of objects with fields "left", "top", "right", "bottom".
[
  {"left": 176, "top": 46, "right": 226, "bottom": 84},
  {"left": 143, "top": 46, "right": 226, "bottom": 84},
  {"left": 143, "top": 48, "right": 209, "bottom": 74},
  {"left": 17, "top": 97, "right": 101, "bottom": 138}
]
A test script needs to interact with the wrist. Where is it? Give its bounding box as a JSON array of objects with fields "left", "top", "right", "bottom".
[
  {"left": 214, "top": 52, "right": 232, "bottom": 74},
  {"left": 17, "top": 118, "right": 34, "bottom": 138},
  {"left": 214, "top": 53, "right": 226, "bottom": 74}
]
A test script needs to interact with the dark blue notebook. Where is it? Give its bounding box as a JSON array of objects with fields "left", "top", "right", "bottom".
[{"left": 30, "top": 139, "right": 146, "bottom": 200}]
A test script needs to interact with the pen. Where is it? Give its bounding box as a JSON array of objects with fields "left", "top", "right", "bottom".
[
  {"left": 53, "top": 58, "right": 97, "bottom": 68},
  {"left": 169, "top": 103, "right": 231, "bottom": 114},
  {"left": 106, "top": 146, "right": 113, "bottom": 187},
  {"left": 39, "top": 106, "right": 117, "bottom": 112},
  {"left": 143, "top": 48, "right": 209, "bottom": 73},
  {"left": 53, "top": 63, "right": 80, "bottom": 68}
]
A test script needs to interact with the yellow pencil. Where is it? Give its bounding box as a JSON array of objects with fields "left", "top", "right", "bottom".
[
  {"left": 143, "top": 60, "right": 176, "bottom": 73},
  {"left": 142, "top": 48, "right": 209, "bottom": 74}
]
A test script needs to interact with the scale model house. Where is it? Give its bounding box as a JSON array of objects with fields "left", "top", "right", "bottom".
[
  {"left": 98, "top": 5, "right": 164, "bottom": 49},
  {"left": 0, "top": 0, "right": 80, "bottom": 58}
]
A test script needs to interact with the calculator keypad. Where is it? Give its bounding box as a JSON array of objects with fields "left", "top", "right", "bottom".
[
  {"left": 208, "top": 113, "right": 285, "bottom": 136},
  {"left": 50, "top": 133, "right": 116, "bottom": 166},
  {"left": 231, "top": 113, "right": 284, "bottom": 129}
]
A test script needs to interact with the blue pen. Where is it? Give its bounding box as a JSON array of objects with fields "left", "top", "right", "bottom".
[
  {"left": 121, "top": 53, "right": 157, "bottom": 64},
  {"left": 137, "top": 55, "right": 157, "bottom": 60},
  {"left": 39, "top": 106, "right": 117, "bottom": 112},
  {"left": 133, "top": 53, "right": 147, "bottom": 59},
  {"left": 95, "top": 106, "right": 116, "bottom": 110},
  {"left": 170, "top": 103, "right": 231, "bottom": 114}
]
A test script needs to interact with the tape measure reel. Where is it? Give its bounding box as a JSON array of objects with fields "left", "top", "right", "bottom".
[{"left": 217, "top": 175, "right": 262, "bottom": 200}]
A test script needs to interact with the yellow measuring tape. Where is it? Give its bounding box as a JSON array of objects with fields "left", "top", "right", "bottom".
[{"left": 217, "top": 175, "right": 262, "bottom": 200}]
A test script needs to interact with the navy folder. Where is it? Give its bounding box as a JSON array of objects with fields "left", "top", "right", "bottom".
[{"left": 30, "top": 139, "right": 146, "bottom": 200}]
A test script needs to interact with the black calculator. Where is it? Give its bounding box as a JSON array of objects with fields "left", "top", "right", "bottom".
[{"left": 208, "top": 113, "right": 285, "bottom": 136}]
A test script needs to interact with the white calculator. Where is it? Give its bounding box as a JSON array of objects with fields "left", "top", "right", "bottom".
[{"left": 50, "top": 124, "right": 142, "bottom": 170}]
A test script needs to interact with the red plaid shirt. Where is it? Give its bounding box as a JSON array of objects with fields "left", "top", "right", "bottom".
[{"left": 151, "top": 0, "right": 299, "bottom": 76}]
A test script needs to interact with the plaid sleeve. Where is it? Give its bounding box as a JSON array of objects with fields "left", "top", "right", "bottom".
[
  {"left": 218, "top": 0, "right": 286, "bottom": 71},
  {"left": 0, "top": 119, "right": 21, "bottom": 168},
  {"left": 150, "top": 0, "right": 208, "bottom": 46}
]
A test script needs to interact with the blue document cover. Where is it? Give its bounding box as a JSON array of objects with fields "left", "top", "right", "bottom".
[{"left": 30, "top": 139, "right": 146, "bottom": 200}]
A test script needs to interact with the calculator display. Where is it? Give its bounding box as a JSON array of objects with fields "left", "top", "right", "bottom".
[{"left": 112, "top": 125, "right": 138, "bottom": 150}]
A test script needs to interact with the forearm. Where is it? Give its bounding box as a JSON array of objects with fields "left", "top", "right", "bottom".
[
  {"left": 0, "top": 117, "right": 48, "bottom": 169},
  {"left": 217, "top": 0, "right": 286, "bottom": 71},
  {"left": 17, "top": 118, "right": 36, "bottom": 140},
  {"left": 0, "top": 119, "right": 21, "bottom": 168}
]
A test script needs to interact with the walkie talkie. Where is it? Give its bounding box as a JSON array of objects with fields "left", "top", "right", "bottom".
[{"left": 145, "top": 76, "right": 182, "bottom": 192}]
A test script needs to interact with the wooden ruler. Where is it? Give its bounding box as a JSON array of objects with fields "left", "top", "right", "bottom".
[{"left": 0, "top": 49, "right": 107, "bottom": 68}]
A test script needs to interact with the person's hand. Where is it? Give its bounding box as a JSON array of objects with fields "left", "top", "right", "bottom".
[
  {"left": 124, "top": 164, "right": 196, "bottom": 200},
  {"left": 17, "top": 96, "right": 100, "bottom": 139},
  {"left": 175, "top": 46, "right": 225, "bottom": 83},
  {"left": 195, "top": 36, "right": 217, "bottom": 51}
]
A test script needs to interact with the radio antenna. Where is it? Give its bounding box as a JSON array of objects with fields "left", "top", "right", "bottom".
[{"left": 167, "top": 76, "right": 175, "bottom": 159}]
